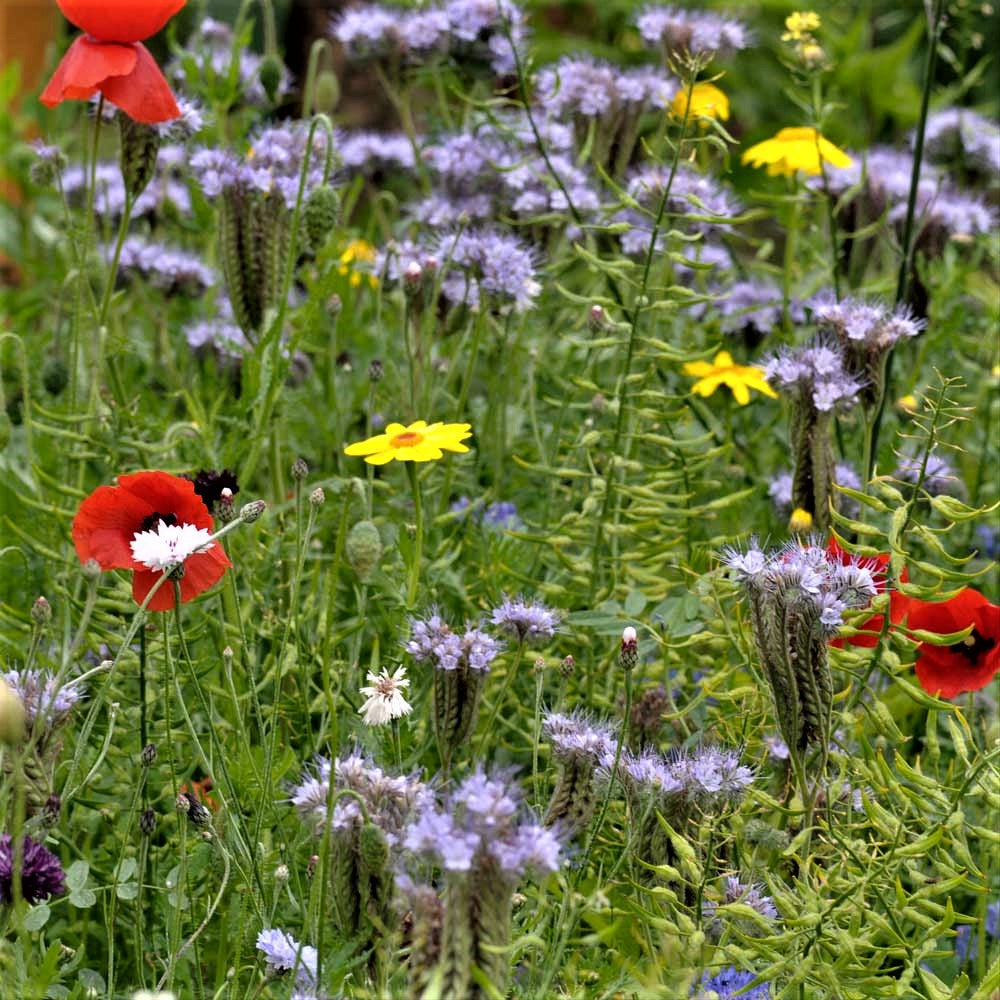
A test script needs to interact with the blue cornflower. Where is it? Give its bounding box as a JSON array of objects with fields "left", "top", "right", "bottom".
[
  {"left": 695, "top": 966, "right": 771, "bottom": 999},
  {"left": 255, "top": 928, "right": 318, "bottom": 987}
]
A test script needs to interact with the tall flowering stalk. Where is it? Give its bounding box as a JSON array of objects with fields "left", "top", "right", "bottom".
[
  {"left": 402, "top": 770, "right": 561, "bottom": 999},
  {"left": 405, "top": 613, "right": 502, "bottom": 771},
  {"left": 723, "top": 538, "right": 878, "bottom": 809}
]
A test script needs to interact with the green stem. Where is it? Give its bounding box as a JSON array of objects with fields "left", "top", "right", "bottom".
[
  {"left": 477, "top": 643, "right": 526, "bottom": 757},
  {"left": 405, "top": 462, "right": 424, "bottom": 607}
]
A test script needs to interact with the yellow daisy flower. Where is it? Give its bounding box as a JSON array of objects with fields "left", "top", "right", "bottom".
[
  {"left": 338, "top": 239, "right": 378, "bottom": 288},
  {"left": 683, "top": 351, "right": 778, "bottom": 406},
  {"left": 741, "top": 127, "right": 852, "bottom": 178},
  {"left": 344, "top": 420, "right": 473, "bottom": 465},
  {"left": 671, "top": 82, "right": 730, "bottom": 123}
]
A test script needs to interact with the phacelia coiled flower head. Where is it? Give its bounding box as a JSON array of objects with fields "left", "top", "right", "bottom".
[
  {"left": 490, "top": 595, "right": 561, "bottom": 645},
  {"left": 636, "top": 6, "right": 752, "bottom": 60},
  {"left": 255, "top": 928, "right": 318, "bottom": 988},
  {"left": 2, "top": 669, "right": 83, "bottom": 732}
]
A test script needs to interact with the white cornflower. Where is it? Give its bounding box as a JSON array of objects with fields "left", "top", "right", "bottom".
[
  {"left": 358, "top": 665, "right": 412, "bottom": 726},
  {"left": 129, "top": 522, "right": 214, "bottom": 571}
]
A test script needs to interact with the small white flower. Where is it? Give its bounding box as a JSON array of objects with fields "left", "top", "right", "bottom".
[
  {"left": 129, "top": 522, "right": 214, "bottom": 572},
  {"left": 358, "top": 665, "right": 412, "bottom": 726}
]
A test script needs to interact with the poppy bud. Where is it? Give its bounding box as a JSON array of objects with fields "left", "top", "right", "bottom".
[
  {"left": 259, "top": 54, "right": 284, "bottom": 104},
  {"left": 303, "top": 185, "right": 340, "bottom": 254},
  {"left": 119, "top": 114, "right": 161, "bottom": 200},
  {"left": 346, "top": 520, "right": 382, "bottom": 581},
  {"left": 313, "top": 69, "right": 341, "bottom": 115}
]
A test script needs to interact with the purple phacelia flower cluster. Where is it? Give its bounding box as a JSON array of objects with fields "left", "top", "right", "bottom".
[
  {"left": 404, "top": 769, "right": 561, "bottom": 877},
  {"left": 723, "top": 538, "right": 879, "bottom": 635},
  {"left": 921, "top": 107, "right": 1000, "bottom": 177},
  {"left": 490, "top": 595, "right": 560, "bottom": 644},
  {"left": 769, "top": 463, "right": 861, "bottom": 518},
  {"left": 703, "top": 875, "right": 779, "bottom": 924},
  {"left": 543, "top": 711, "right": 617, "bottom": 767},
  {"left": 534, "top": 57, "right": 674, "bottom": 119},
  {"left": 636, "top": 5, "right": 752, "bottom": 59},
  {"left": 113, "top": 237, "right": 216, "bottom": 296},
  {"left": 440, "top": 228, "right": 542, "bottom": 312},
  {"left": 614, "top": 745, "right": 755, "bottom": 806},
  {"left": 405, "top": 613, "right": 504, "bottom": 673},
  {"left": 763, "top": 343, "right": 862, "bottom": 413},
  {"left": 2, "top": 668, "right": 83, "bottom": 730},
  {"left": 811, "top": 295, "right": 925, "bottom": 349},
  {"left": 62, "top": 148, "right": 192, "bottom": 219},
  {"left": 338, "top": 130, "right": 417, "bottom": 174},
  {"left": 290, "top": 751, "right": 429, "bottom": 845},
  {"left": 691, "top": 278, "right": 803, "bottom": 347},
  {"left": 191, "top": 123, "right": 333, "bottom": 209},
  {"left": 893, "top": 452, "right": 961, "bottom": 498},
  {"left": 332, "top": 0, "right": 527, "bottom": 76},
  {"left": 0, "top": 834, "right": 66, "bottom": 904}
]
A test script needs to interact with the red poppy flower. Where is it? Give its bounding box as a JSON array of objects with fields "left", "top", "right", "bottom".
[
  {"left": 40, "top": 0, "right": 185, "bottom": 124},
  {"left": 826, "top": 538, "right": 908, "bottom": 649},
  {"left": 905, "top": 588, "right": 1000, "bottom": 699},
  {"left": 73, "top": 471, "right": 231, "bottom": 612}
]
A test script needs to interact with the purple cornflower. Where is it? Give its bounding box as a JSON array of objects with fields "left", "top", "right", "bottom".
[
  {"left": 543, "top": 711, "right": 617, "bottom": 767},
  {"left": 2, "top": 668, "right": 83, "bottom": 730},
  {"left": 637, "top": 6, "right": 752, "bottom": 59},
  {"left": 764, "top": 342, "right": 862, "bottom": 413},
  {"left": 0, "top": 834, "right": 66, "bottom": 904},
  {"left": 290, "top": 751, "right": 428, "bottom": 845},
  {"left": 255, "top": 928, "right": 318, "bottom": 987},
  {"left": 695, "top": 967, "right": 771, "bottom": 999},
  {"left": 490, "top": 596, "right": 560, "bottom": 644},
  {"left": 405, "top": 613, "right": 503, "bottom": 672},
  {"left": 113, "top": 237, "right": 216, "bottom": 296},
  {"left": 403, "top": 769, "right": 561, "bottom": 878}
]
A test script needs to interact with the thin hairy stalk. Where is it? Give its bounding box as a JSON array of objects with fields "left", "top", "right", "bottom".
[{"left": 865, "top": 0, "right": 946, "bottom": 480}]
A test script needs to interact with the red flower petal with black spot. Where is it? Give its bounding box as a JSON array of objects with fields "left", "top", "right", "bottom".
[
  {"left": 905, "top": 588, "right": 1000, "bottom": 699},
  {"left": 73, "top": 471, "right": 231, "bottom": 612},
  {"left": 826, "top": 538, "right": 909, "bottom": 649}
]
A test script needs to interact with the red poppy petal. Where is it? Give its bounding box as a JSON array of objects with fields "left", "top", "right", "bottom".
[
  {"left": 73, "top": 482, "right": 156, "bottom": 569},
  {"left": 117, "top": 471, "right": 212, "bottom": 530},
  {"left": 176, "top": 545, "right": 232, "bottom": 603},
  {"left": 57, "top": 0, "right": 186, "bottom": 43},
  {"left": 131, "top": 545, "right": 230, "bottom": 611},
  {"left": 99, "top": 43, "right": 181, "bottom": 124},
  {"left": 40, "top": 36, "right": 137, "bottom": 107},
  {"left": 914, "top": 647, "right": 999, "bottom": 699}
]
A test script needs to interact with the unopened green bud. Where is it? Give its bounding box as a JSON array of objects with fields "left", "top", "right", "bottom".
[
  {"left": 313, "top": 69, "right": 340, "bottom": 115},
  {"left": 259, "top": 54, "right": 284, "bottom": 104},
  {"left": 31, "top": 595, "right": 52, "bottom": 625},
  {"left": 118, "top": 114, "right": 161, "bottom": 200},
  {"left": 240, "top": 500, "right": 267, "bottom": 523},
  {"left": 345, "top": 520, "right": 382, "bottom": 581},
  {"left": 0, "top": 677, "right": 26, "bottom": 745},
  {"left": 82, "top": 558, "right": 102, "bottom": 580},
  {"left": 41, "top": 358, "right": 68, "bottom": 396},
  {"left": 303, "top": 185, "right": 340, "bottom": 253}
]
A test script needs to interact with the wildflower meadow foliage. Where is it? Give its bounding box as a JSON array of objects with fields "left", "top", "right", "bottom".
[{"left": 0, "top": 0, "right": 997, "bottom": 997}]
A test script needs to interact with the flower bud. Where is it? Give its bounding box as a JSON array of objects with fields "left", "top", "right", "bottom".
[
  {"left": 41, "top": 358, "right": 69, "bottom": 396},
  {"left": 217, "top": 488, "right": 237, "bottom": 524},
  {"left": 31, "top": 596, "right": 52, "bottom": 626},
  {"left": 118, "top": 114, "right": 161, "bottom": 200},
  {"left": 313, "top": 69, "right": 341, "bottom": 115},
  {"left": 240, "top": 500, "right": 267, "bottom": 523},
  {"left": 274, "top": 863, "right": 290, "bottom": 884},
  {"left": 589, "top": 304, "right": 609, "bottom": 331},
  {"left": 620, "top": 626, "right": 639, "bottom": 671},
  {"left": 291, "top": 457, "right": 309, "bottom": 481},
  {"left": 303, "top": 185, "right": 340, "bottom": 253},
  {"left": 368, "top": 359, "right": 384, "bottom": 382},
  {"left": 82, "top": 558, "right": 102, "bottom": 580},
  {"left": 0, "top": 677, "right": 26, "bottom": 745},
  {"left": 259, "top": 53, "right": 284, "bottom": 104},
  {"left": 309, "top": 486, "right": 326, "bottom": 507},
  {"left": 346, "top": 520, "right": 382, "bottom": 581},
  {"left": 142, "top": 743, "right": 158, "bottom": 767},
  {"left": 788, "top": 507, "right": 814, "bottom": 535},
  {"left": 41, "top": 794, "right": 62, "bottom": 828},
  {"left": 560, "top": 655, "right": 576, "bottom": 678},
  {"left": 139, "top": 808, "right": 157, "bottom": 836}
]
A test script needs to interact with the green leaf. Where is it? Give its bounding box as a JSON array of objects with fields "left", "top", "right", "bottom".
[
  {"left": 64, "top": 860, "right": 89, "bottom": 892},
  {"left": 22, "top": 903, "right": 51, "bottom": 931},
  {"left": 69, "top": 887, "right": 97, "bottom": 908},
  {"left": 624, "top": 590, "right": 647, "bottom": 616}
]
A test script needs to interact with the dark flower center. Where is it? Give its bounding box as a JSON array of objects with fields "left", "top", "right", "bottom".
[
  {"left": 140, "top": 511, "right": 178, "bottom": 532},
  {"left": 951, "top": 628, "right": 995, "bottom": 667}
]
